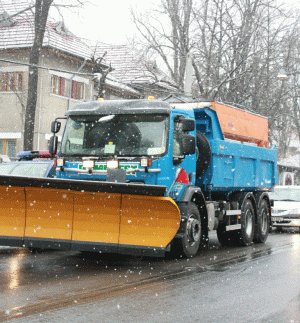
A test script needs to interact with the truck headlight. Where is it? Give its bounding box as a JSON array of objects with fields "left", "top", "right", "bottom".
[
  {"left": 82, "top": 159, "right": 95, "bottom": 169},
  {"left": 107, "top": 160, "right": 119, "bottom": 169},
  {"left": 57, "top": 158, "right": 64, "bottom": 167},
  {"left": 140, "top": 158, "right": 152, "bottom": 167}
]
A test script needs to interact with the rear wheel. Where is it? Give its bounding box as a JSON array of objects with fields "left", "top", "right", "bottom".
[
  {"left": 254, "top": 199, "right": 269, "bottom": 243},
  {"left": 177, "top": 202, "right": 202, "bottom": 258},
  {"left": 237, "top": 199, "right": 255, "bottom": 246}
]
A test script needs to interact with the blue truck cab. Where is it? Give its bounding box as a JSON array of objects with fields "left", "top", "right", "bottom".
[
  {"left": 53, "top": 100, "right": 197, "bottom": 198},
  {"left": 49, "top": 99, "right": 278, "bottom": 257}
]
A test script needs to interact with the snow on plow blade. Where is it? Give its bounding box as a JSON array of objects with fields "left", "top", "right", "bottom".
[{"left": 0, "top": 175, "right": 180, "bottom": 257}]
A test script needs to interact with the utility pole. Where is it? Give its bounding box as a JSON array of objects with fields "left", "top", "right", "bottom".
[{"left": 184, "top": 52, "right": 193, "bottom": 97}]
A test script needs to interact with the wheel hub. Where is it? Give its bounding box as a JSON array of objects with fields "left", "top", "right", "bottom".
[
  {"left": 261, "top": 209, "right": 268, "bottom": 234},
  {"left": 187, "top": 217, "right": 201, "bottom": 243},
  {"left": 245, "top": 210, "right": 254, "bottom": 237}
]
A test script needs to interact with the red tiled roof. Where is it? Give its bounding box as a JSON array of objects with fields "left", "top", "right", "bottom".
[
  {"left": 94, "top": 43, "right": 179, "bottom": 93},
  {"left": 0, "top": 0, "right": 32, "bottom": 15},
  {"left": 0, "top": 0, "right": 91, "bottom": 60},
  {"left": 0, "top": 1, "right": 178, "bottom": 94}
]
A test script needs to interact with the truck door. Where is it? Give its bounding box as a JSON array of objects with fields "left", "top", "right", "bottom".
[{"left": 169, "top": 115, "right": 195, "bottom": 199}]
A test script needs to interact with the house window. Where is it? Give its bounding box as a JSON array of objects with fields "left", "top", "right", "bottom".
[
  {"left": 71, "top": 80, "right": 84, "bottom": 100},
  {"left": 0, "top": 139, "right": 16, "bottom": 157},
  {"left": 0, "top": 72, "right": 23, "bottom": 91},
  {"left": 51, "top": 75, "right": 65, "bottom": 96}
]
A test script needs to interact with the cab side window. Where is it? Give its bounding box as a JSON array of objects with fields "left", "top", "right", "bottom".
[{"left": 173, "top": 116, "right": 184, "bottom": 164}]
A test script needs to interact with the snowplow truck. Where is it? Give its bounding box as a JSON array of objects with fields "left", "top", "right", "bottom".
[{"left": 0, "top": 99, "right": 278, "bottom": 258}]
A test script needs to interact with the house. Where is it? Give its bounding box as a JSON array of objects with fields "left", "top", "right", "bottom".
[
  {"left": 92, "top": 43, "right": 179, "bottom": 100},
  {"left": 271, "top": 129, "right": 300, "bottom": 185},
  {"left": 0, "top": 0, "right": 179, "bottom": 158},
  {"left": 0, "top": 0, "right": 94, "bottom": 156},
  {"left": 277, "top": 155, "right": 300, "bottom": 185}
]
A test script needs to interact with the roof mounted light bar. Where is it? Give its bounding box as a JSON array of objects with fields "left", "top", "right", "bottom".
[{"left": 17, "top": 150, "right": 53, "bottom": 160}]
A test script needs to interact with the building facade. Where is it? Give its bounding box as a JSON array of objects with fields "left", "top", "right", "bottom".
[{"left": 0, "top": 1, "right": 179, "bottom": 158}]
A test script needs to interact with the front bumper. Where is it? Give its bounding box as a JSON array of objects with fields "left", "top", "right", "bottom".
[{"left": 271, "top": 216, "right": 300, "bottom": 227}]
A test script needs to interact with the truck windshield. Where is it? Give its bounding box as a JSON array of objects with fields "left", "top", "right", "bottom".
[{"left": 60, "top": 114, "right": 169, "bottom": 157}]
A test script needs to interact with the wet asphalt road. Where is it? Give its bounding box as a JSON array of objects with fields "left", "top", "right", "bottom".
[{"left": 0, "top": 230, "right": 299, "bottom": 323}]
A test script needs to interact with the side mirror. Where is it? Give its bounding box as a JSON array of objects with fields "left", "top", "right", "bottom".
[
  {"left": 182, "top": 118, "right": 195, "bottom": 132},
  {"left": 49, "top": 135, "right": 58, "bottom": 156},
  {"left": 51, "top": 121, "right": 61, "bottom": 134},
  {"left": 181, "top": 134, "right": 195, "bottom": 155}
]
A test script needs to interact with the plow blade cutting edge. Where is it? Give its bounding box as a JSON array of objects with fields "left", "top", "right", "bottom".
[{"left": 0, "top": 175, "right": 180, "bottom": 257}]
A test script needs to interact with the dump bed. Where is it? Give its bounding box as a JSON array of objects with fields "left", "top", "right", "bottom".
[
  {"left": 177, "top": 101, "right": 269, "bottom": 147},
  {"left": 193, "top": 106, "right": 277, "bottom": 193}
]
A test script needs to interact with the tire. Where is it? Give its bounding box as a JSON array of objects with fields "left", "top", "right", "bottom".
[
  {"left": 254, "top": 199, "right": 269, "bottom": 243},
  {"left": 177, "top": 202, "right": 202, "bottom": 258},
  {"left": 237, "top": 199, "right": 255, "bottom": 246},
  {"left": 196, "top": 131, "right": 212, "bottom": 178},
  {"left": 217, "top": 223, "right": 236, "bottom": 246}
]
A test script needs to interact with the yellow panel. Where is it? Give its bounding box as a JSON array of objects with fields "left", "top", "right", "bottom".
[
  {"left": 72, "top": 192, "right": 121, "bottom": 243},
  {"left": 119, "top": 195, "right": 181, "bottom": 247},
  {"left": 25, "top": 187, "right": 73, "bottom": 240},
  {"left": 0, "top": 186, "right": 25, "bottom": 237}
]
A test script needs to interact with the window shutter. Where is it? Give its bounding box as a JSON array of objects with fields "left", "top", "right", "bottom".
[
  {"left": 17, "top": 73, "right": 23, "bottom": 91},
  {"left": 72, "top": 81, "right": 77, "bottom": 99},
  {"left": 60, "top": 77, "right": 65, "bottom": 96},
  {"left": 8, "top": 73, "right": 14, "bottom": 91},
  {"left": 6, "top": 141, "right": 16, "bottom": 157},
  {"left": 0, "top": 73, "right": 8, "bottom": 91}
]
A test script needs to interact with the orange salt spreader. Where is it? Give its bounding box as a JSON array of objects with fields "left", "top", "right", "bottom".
[{"left": 200, "top": 101, "right": 269, "bottom": 147}]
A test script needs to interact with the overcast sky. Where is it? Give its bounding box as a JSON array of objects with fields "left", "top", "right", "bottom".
[
  {"left": 61, "top": 0, "right": 160, "bottom": 45},
  {"left": 61, "top": 0, "right": 299, "bottom": 45}
]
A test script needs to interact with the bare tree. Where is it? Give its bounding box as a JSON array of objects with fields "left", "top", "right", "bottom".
[
  {"left": 91, "top": 52, "right": 113, "bottom": 99},
  {"left": 270, "top": 20, "right": 300, "bottom": 156},
  {"left": 191, "top": 0, "right": 292, "bottom": 103},
  {"left": 132, "top": 0, "right": 300, "bottom": 156},
  {"left": 20, "top": 0, "right": 86, "bottom": 151},
  {"left": 23, "top": 0, "right": 53, "bottom": 151},
  {"left": 132, "top": 0, "right": 194, "bottom": 90},
  {"left": 1, "top": 1, "right": 87, "bottom": 151}
]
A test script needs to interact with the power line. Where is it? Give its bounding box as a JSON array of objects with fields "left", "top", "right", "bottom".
[
  {"left": 0, "top": 57, "right": 182, "bottom": 96},
  {"left": 0, "top": 57, "right": 93, "bottom": 76}
]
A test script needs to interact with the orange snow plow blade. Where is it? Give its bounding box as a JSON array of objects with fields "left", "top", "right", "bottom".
[
  {"left": 0, "top": 186, "right": 26, "bottom": 240},
  {"left": 119, "top": 195, "right": 180, "bottom": 248},
  {"left": 0, "top": 175, "right": 180, "bottom": 256}
]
